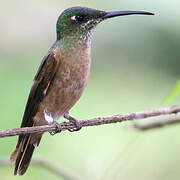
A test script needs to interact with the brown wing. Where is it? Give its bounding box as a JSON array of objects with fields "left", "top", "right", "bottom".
[
  {"left": 10, "top": 49, "right": 60, "bottom": 163},
  {"left": 20, "top": 50, "right": 60, "bottom": 129}
]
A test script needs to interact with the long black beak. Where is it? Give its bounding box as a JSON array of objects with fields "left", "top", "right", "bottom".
[{"left": 103, "top": 10, "right": 154, "bottom": 19}]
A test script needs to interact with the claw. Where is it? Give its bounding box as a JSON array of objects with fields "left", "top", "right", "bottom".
[
  {"left": 49, "top": 122, "right": 62, "bottom": 135},
  {"left": 64, "top": 112, "right": 82, "bottom": 132},
  {"left": 68, "top": 121, "right": 81, "bottom": 132}
]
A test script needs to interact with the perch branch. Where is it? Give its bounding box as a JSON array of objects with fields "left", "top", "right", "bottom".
[{"left": 0, "top": 105, "right": 180, "bottom": 138}]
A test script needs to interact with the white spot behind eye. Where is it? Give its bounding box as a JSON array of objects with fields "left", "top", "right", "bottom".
[{"left": 71, "top": 15, "right": 76, "bottom": 21}]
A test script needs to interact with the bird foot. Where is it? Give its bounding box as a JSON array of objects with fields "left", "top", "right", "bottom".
[
  {"left": 49, "top": 121, "right": 62, "bottom": 135},
  {"left": 64, "top": 112, "right": 82, "bottom": 132}
]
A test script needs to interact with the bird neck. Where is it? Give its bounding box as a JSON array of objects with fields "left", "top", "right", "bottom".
[{"left": 58, "top": 30, "right": 93, "bottom": 55}]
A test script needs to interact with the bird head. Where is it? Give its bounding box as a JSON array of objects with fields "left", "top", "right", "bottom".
[{"left": 56, "top": 7, "right": 154, "bottom": 43}]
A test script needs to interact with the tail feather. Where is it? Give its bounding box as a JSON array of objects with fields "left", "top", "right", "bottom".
[
  {"left": 14, "top": 145, "right": 35, "bottom": 175},
  {"left": 11, "top": 134, "right": 41, "bottom": 176}
]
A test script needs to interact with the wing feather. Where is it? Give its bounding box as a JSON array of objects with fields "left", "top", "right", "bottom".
[{"left": 11, "top": 49, "right": 61, "bottom": 163}]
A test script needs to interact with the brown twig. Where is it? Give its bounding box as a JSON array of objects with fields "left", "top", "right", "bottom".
[
  {"left": 0, "top": 156, "right": 83, "bottom": 180},
  {"left": 0, "top": 105, "right": 180, "bottom": 138},
  {"left": 134, "top": 113, "right": 180, "bottom": 130}
]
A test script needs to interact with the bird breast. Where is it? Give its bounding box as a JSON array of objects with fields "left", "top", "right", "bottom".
[{"left": 39, "top": 49, "right": 91, "bottom": 121}]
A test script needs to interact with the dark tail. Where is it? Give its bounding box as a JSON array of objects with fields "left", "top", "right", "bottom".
[{"left": 10, "top": 134, "right": 41, "bottom": 175}]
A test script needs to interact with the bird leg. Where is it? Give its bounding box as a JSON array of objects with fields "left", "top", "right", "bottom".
[
  {"left": 63, "top": 112, "right": 82, "bottom": 132},
  {"left": 49, "top": 121, "right": 62, "bottom": 135}
]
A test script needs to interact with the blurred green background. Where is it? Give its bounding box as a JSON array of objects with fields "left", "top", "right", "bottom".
[{"left": 1, "top": 0, "right": 180, "bottom": 179}]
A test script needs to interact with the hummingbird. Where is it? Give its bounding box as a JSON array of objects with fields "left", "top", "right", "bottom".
[{"left": 10, "top": 6, "right": 153, "bottom": 175}]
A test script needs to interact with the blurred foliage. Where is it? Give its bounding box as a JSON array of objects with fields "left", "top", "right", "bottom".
[
  {"left": 0, "top": 0, "right": 180, "bottom": 180},
  {"left": 163, "top": 80, "right": 180, "bottom": 106}
]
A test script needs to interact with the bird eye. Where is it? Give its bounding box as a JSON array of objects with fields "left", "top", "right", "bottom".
[
  {"left": 75, "top": 15, "right": 85, "bottom": 21},
  {"left": 71, "top": 15, "right": 85, "bottom": 22}
]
